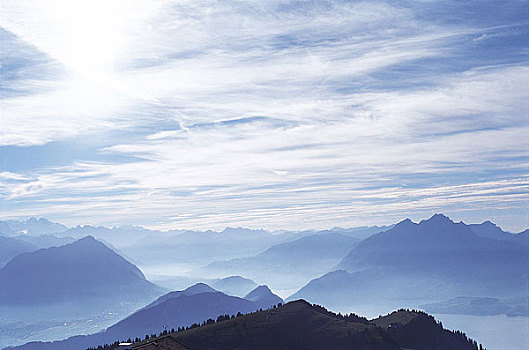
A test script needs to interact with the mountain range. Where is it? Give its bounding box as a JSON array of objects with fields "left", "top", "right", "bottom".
[
  {"left": 211, "top": 276, "right": 258, "bottom": 297},
  {"left": 0, "top": 234, "right": 78, "bottom": 268},
  {"left": 0, "top": 235, "right": 37, "bottom": 267},
  {"left": 8, "top": 283, "right": 283, "bottom": 350},
  {"left": 1, "top": 214, "right": 527, "bottom": 349},
  {"left": 203, "top": 231, "right": 362, "bottom": 291},
  {"left": 0, "top": 218, "right": 68, "bottom": 236},
  {"left": 289, "top": 214, "right": 529, "bottom": 312}
]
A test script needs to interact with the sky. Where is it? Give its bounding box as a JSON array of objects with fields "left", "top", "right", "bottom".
[{"left": 1, "top": 0, "right": 528, "bottom": 232}]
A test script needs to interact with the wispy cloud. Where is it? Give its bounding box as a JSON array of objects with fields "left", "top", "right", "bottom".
[{"left": 1, "top": 0, "right": 528, "bottom": 231}]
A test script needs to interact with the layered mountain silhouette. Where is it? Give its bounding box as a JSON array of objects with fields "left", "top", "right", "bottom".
[
  {"left": 123, "top": 300, "right": 481, "bottom": 350},
  {"left": 244, "top": 285, "right": 283, "bottom": 306},
  {"left": 103, "top": 283, "right": 283, "bottom": 342},
  {"left": 0, "top": 233, "right": 76, "bottom": 268},
  {"left": 0, "top": 235, "right": 37, "bottom": 267},
  {"left": 121, "top": 227, "right": 298, "bottom": 270},
  {"left": 8, "top": 283, "right": 284, "bottom": 350},
  {"left": 211, "top": 276, "right": 258, "bottom": 297},
  {"left": 11, "top": 234, "right": 76, "bottom": 250},
  {"left": 204, "top": 231, "right": 360, "bottom": 290},
  {"left": 469, "top": 221, "right": 529, "bottom": 245},
  {"left": 289, "top": 214, "right": 529, "bottom": 311},
  {"left": 0, "top": 218, "right": 68, "bottom": 236},
  {"left": 0, "top": 236, "right": 162, "bottom": 306}
]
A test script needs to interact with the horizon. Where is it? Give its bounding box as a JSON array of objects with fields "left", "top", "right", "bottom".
[
  {"left": 2, "top": 212, "right": 527, "bottom": 234},
  {"left": 1, "top": 2, "right": 528, "bottom": 349}
]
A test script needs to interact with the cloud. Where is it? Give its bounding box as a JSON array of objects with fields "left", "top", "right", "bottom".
[{"left": 1, "top": 0, "right": 528, "bottom": 231}]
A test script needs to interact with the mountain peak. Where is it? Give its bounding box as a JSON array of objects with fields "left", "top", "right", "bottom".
[
  {"left": 395, "top": 218, "right": 415, "bottom": 227},
  {"left": 481, "top": 220, "right": 497, "bottom": 227},
  {"left": 221, "top": 227, "right": 267, "bottom": 235},
  {"left": 0, "top": 234, "right": 157, "bottom": 305},
  {"left": 71, "top": 235, "right": 103, "bottom": 248},
  {"left": 78, "top": 235, "right": 96, "bottom": 241},
  {"left": 422, "top": 213, "right": 454, "bottom": 225},
  {"left": 244, "top": 285, "right": 283, "bottom": 306},
  {"left": 183, "top": 283, "right": 217, "bottom": 295},
  {"left": 245, "top": 285, "right": 272, "bottom": 298}
]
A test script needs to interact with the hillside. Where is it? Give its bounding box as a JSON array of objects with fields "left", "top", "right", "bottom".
[
  {"left": 0, "top": 235, "right": 37, "bottom": 267},
  {"left": 372, "top": 309, "right": 482, "bottom": 350},
  {"left": 7, "top": 284, "right": 283, "bottom": 350},
  {"left": 289, "top": 214, "right": 529, "bottom": 311},
  {"left": 119, "top": 300, "right": 481, "bottom": 350},
  {"left": 203, "top": 231, "right": 359, "bottom": 290},
  {"left": 103, "top": 285, "right": 283, "bottom": 341},
  {"left": 0, "top": 236, "right": 162, "bottom": 306},
  {"left": 469, "top": 221, "right": 529, "bottom": 245},
  {"left": 12, "top": 234, "right": 76, "bottom": 249},
  {"left": 211, "top": 276, "right": 257, "bottom": 297}
]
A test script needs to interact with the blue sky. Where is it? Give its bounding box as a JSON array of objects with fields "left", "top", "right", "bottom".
[{"left": 1, "top": 0, "right": 528, "bottom": 231}]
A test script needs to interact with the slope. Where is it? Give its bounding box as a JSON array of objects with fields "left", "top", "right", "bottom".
[
  {"left": 124, "top": 301, "right": 479, "bottom": 350},
  {"left": 290, "top": 214, "right": 529, "bottom": 311},
  {"left": 7, "top": 284, "right": 283, "bottom": 350},
  {"left": 204, "top": 231, "right": 359, "bottom": 290},
  {"left": 0, "top": 236, "right": 162, "bottom": 306},
  {"left": 0, "top": 236, "right": 37, "bottom": 267}
]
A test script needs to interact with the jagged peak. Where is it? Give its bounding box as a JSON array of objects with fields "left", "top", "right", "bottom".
[
  {"left": 421, "top": 213, "right": 454, "bottom": 225},
  {"left": 395, "top": 218, "right": 416, "bottom": 227}
]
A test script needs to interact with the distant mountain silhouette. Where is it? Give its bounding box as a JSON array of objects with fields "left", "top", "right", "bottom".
[
  {"left": 289, "top": 214, "right": 529, "bottom": 311},
  {"left": 244, "top": 285, "right": 283, "bottom": 306},
  {"left": 145, "top": 283, "right": 217, "bottom": 309},
  {"left": 211, "top": 276, "right": 257, "bottom": 297},
  {"left": 469, "top": 221, "right": 529, "bottom": 245},
  {"left": 8, "top": 284, "right": 284, "bottom": 350},
  {"left": 326, "top": 225, "right": 392, "bottom": 240},
  {"left": 204, "top": 231, "right": 360, "bottom": 290},
  {"left": 0, "top": 236, "right": 162, "bottom": 306},
  {"left": 0, "top": 218, "right": 68, "bottom": 236},
  {"left": 120, "top": 300, "right": 480, "bottom": 350},
  {"left": 13, "top": 234, "right": 76, "bottom": 249},
  {"left": 95, "top": 226, "right": 301, "bottom": 271},
  {"left": 0, "top": 235, "right": 37, "bottom": 267},
  {"left": 102, "top": 284, "right": 283, "bottom": 342},
  {"left": 421, "top": 296, "right": 529, "bottom": 317},
  {"left": 220, "top": 227, "right": 271, "bottom": 239}
]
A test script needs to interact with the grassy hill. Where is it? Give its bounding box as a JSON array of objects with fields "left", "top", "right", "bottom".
[{"left": 95, "top": 300, "right": 483, "bottom": 350}]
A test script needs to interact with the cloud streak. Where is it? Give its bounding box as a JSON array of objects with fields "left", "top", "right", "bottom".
[{"left": 1, "top": 0, "right": 528, "bottom": 231}]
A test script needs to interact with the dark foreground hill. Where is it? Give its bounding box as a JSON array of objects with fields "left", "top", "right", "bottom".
[
  {"left": 102, "top": 283, "right": 283, "bottom": 341},
  {"left": 106, "top": 300, "right": 482, "bottom": 350}
]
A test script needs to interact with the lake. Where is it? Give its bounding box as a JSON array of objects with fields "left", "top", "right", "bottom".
[{"left": 434, "top": 314, "right": 529, "bottom": 350}]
